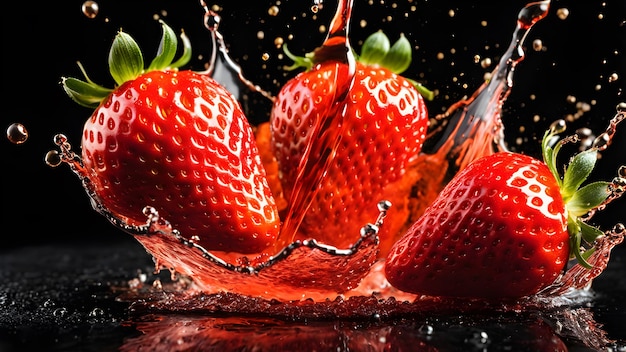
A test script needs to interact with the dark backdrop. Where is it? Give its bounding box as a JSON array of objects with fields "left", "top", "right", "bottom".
[{"left": 2, "top": 0, "right": 624, "bottom": 249}]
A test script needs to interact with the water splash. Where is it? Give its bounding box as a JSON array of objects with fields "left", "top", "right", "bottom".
[
  {"left": 198, "top": 2, "right": 275, "bottom": 104},
  {"left": 41, "top": 0, "right": 624, "bottom": 305},
  {"left": 408, "top": 0, "right": 551, "bottom": 220}
]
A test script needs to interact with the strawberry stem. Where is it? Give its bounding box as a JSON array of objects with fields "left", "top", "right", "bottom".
[
  {"left": 62, "top": 20, "right": 192, "bottom": 109},
  {"left": 281, "top": 30, "right": 434, "bottom": 100}
]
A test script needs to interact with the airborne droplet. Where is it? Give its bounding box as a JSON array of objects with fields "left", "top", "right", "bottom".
[
  {"left": 6, "top": 123, "right": 28, "bottom": 144},
  {"left": 45, "top": 150, "right": 63, "bottom": 167},
  {"left": 81, "top": 1, "right": 99, "bottom": 19}
]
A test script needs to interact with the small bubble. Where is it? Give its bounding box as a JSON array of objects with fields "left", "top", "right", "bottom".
[
  {"left": 556, "top": 8, "right": 569, "bottom": 20},
  {"left": 6, "top": 123, "right": 28, "bottom": 144},
  {"left": 81, "top": 1, "right": 99, "bottom": 19},
  {"left": 53, "top": 307, "right": 68, "bottom": 317},
  {"left": 88, "top": 307, "right": 104, "bottom": 318},
  {"left": 592, "top": 133, "right": 610, "bottom": 150},
  {"left": 311, "top": 0, "right": 323, "bottom": 13},
  {"left": 566, "top": 95, "right": 577, "bottom": 104},
  {"left": 532, "top": 39, "right": 543, "bottom": 51},
  {"left": 45, "top": 150, "right": 63, "bottom": 167},
  {"left": 608, "top": 73, "right": 619, "bottom": 83},
  {"left": 274, "top": 37, "right": 284, "bottom": 47},
  {"left": 257, "top": 31, "right": 265, "bottom": 40},
  {"left": 261, "top": 53, "right": 270, "bottom": 61},
  {"left": 480, "top": 58, "right": 492, "bottom": 69},
  {"left": 419, "top": 324, "right": 434, "bottom": 335},
  {"left": 268, "top": 5, "right": 279, "bottom": 16},
  {"left": 550, "top": 119, "right": 567, "bottom": 134}
]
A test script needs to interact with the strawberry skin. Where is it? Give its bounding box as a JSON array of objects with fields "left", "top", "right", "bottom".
[
  {"left": 64, "top": 22, "right": 280, "bottom": 254},
  {"left": 271, "top": 61, "right": 428, "bottom": 253},
  {"left": 82, "top": 69, "right": 280, "bottom": 254},
  {"left": 385, "top": 152, "right": 570, "bottom": 298}
]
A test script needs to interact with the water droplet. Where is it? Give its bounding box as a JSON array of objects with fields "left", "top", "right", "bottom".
[
  {"left": 53, "top": 307, "right": 68, "bottom": 317},
  {"left": 6, "top": 123, "right": 28, "bottom": 144},
  {"left": 45, "top": 150, "right": 63, "bottom": 167},
  {"left": 377, "top": 200, "right": 392, "bottom": 212},
  {"left": 466, "top": 331, "right": 490, "bottom": 347},
  {"left": 549, "top": 119, "right": 567, "bottom": 134},
  {"left": 556, "top": 8, "right": 570, "bottom": 20},
  {"left": 419, "top": 324, "right": 434, "bottom": 335},
  {"left": 592, "top": 132, "right": 610, "bottom": 150},
  {"left": 88, "top": 307, "right": 104, "bottom": 318},
  {"left": 311, "top": 0, "right": 324, "bottom": 13},
  {"left": 268, "top": 5, "right": 279, "bottom": 16},
  {"left": 81, "top": 1, "right": 99, "bottom": 19}
]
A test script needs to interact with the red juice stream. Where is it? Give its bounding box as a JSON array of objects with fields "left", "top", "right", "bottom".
[{"left": 275, "top": 0, "right": 358, "bottom": 250}]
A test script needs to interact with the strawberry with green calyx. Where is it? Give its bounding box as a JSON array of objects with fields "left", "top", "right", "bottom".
[
  {"left": 384, "top": 120, "right": 613, "bottom": 299},
  {"left": 541, "top": 120, "right": 610, "bottom": 268},
  {"left": 61, "top": 20, "right": 281, "bottom": 254},
  {"left": 282, "top": 31, "right": 434, "bottom": 100},
  {"left": 270, "top": 30, "right": 432, "bottom": 255}
]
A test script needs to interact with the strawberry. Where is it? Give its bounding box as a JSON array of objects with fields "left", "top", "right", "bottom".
[
  {"left": 384, "top": 120, "right": 611, "bottom": 299},
  {"left": 62, "top": 21, "right": 280, "bottom": 254},
  {"left": 270, "top": 31, "right": 432, "bottom": 254}
]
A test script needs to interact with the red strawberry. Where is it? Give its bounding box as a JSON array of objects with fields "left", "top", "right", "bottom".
[
  {"left": 270, "top": 31, "right": 432, "bottom": 254},
  {"left": 62, "top": 21, "right": 280, "bottom": 254},
  {"left": 384, "top": 121, "right": 611, "bottom": 298}
]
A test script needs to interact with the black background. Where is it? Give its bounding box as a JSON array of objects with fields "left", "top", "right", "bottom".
[
  {"left": 1, "top": 1, "right": 625, "bottom": 351},
  {"left": 2, "top": 0, "right": 625, "bottom": 250}
]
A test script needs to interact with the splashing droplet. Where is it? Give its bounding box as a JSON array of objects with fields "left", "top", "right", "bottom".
[
  {"left": 81, "top": 1, "right": 99, "bottom": 19},
  {"left": 45, "top": 150, "right": 63, "bottom": 167},
  {"left": 6, "top": 123, "right": 28, "bottom": 144},
  {"left": 268, "top": 5, "right": 279, "bottom": 16}
]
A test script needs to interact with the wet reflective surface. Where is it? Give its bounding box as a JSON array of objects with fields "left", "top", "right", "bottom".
[{"left": 0, "top": 238, "right": 624, "bottom": 351}]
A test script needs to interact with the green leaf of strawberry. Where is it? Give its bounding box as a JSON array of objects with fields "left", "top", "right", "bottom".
[
  {"left": 62, "top": 20, "right": 280, "bottom": 254},
  {"left": 384, "top": 121, "right": 613, "bottom": 299}
]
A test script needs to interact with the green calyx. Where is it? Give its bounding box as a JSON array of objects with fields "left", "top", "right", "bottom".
[
  {"left": 62, "top": 20, "right": 192, "bottom": 109},
  {"left": 282, "top": 30, "right": 434, "bottom": 101},
  {"left": 541, "top": 120, "right": 611, "bottom": 269}
]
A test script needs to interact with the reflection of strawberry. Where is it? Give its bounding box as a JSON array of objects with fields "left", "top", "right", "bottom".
[
  {"left": 62, "top": 21, "right": 280, "bottom": 254},
  {"left": 385, "top": 122, "right": 610, "bottom": 298},
  {"left": 270, "top": 31, "right": 431, "bottom": 253}
]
